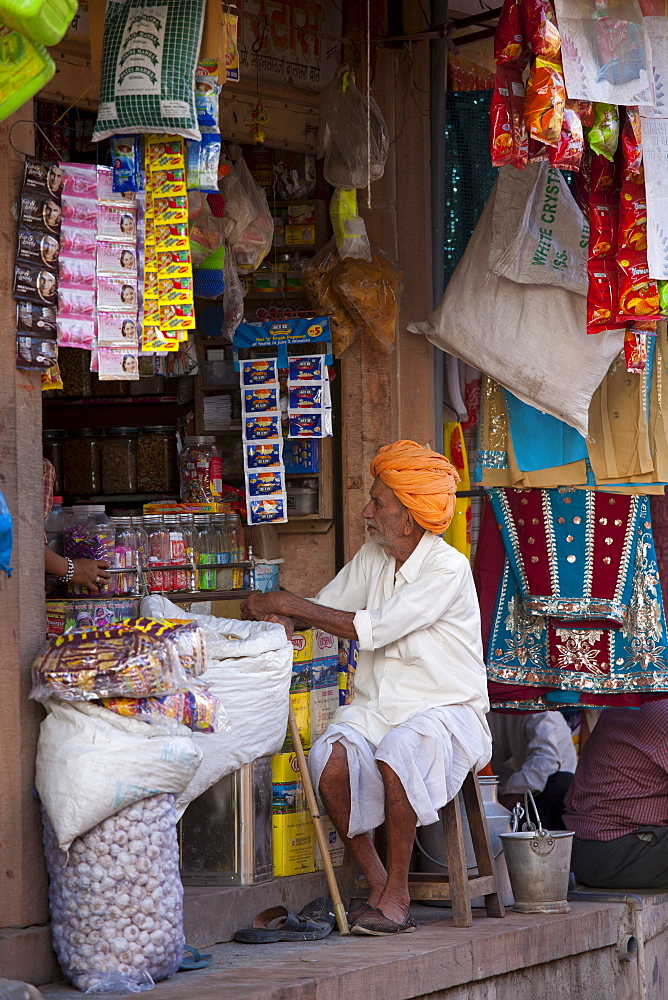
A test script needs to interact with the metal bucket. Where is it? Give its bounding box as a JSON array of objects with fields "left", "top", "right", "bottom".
[{"left": 499, "top": 828, "right": 574, "bottom": 913}]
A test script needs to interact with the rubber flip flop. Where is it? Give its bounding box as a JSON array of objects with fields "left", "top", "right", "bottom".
[
  {"left": 234, "top": 905, "right": 334, "bottom": 944},
  {"left": 178, "top": 945, "right": 213, "bottom": 971},
  {"left": 298, "top": 896, "right": 336, "bottom": 929},
  {"left": 350, "top": 904, "right": 417, "bottom": 937}
]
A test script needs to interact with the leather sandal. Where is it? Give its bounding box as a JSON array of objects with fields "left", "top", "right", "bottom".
[
  {"left": 350, "top": 904, "right": 417, "bottom": 936},
  {"left": 234, "top": 904, "right": 334, "bottom": 943}
]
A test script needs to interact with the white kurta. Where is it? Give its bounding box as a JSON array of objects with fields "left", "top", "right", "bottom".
[
  {"left": 308, "top": 532, "right": 492, "bottom": 835},
  {"left": 314, "top": 531, "right": 491, "bottom": 744}
]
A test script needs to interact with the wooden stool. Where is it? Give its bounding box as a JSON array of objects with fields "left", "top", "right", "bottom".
[{"left": 408, "top": 771, "right": 506, "bottom": 927}]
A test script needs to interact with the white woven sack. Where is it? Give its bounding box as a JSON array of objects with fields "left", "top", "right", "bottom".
[
  {"left": 140, "top": 596, "right": 293, "bottom": 815},
  {"left": 489, "top": 163, "right": 589, "bottom": 296},
  {"left": 408, "top": 180, "right": 625, "bottom": 438},
  {"left": 36, "top": 701, "right": 201, "bottom": 851}
]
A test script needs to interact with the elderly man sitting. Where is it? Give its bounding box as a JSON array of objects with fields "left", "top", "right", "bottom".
[{"left": 241, "top": 440, "right": 491, "bottom": 936}]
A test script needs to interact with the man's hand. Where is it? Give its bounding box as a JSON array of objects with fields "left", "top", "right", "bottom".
[
  {"left": 72, "top": 559, "right": 111, "bottom": 595},
  {"left": 263, "top": 613, "right": 296, "bottom": 640},
  {"left": 240, "top": 591, "right": 282, "bottom": 621}
]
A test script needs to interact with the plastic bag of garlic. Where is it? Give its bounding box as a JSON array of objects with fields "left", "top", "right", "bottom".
[{"left": 42, "top": 793, "right": 184, "bottom": 993}]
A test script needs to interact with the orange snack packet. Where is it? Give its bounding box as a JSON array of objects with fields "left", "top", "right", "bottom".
[
  {"left": 618, "top": 181, "right": 647, "bottom": 252},
  {"left": 547, "top": 101, "right": 584, "bottom": 171},
  {"left": 524, "top": 57, "right": 566, "bottom": 147},
  {"left": 490, "top": 68, "right": 528, "bottom": 169}
]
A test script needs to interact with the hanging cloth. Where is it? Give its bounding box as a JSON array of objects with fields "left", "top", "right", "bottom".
[{"left": 443, "top": 421, "right": 471, "bottom": 558}]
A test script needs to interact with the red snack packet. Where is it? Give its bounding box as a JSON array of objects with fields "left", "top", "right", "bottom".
[
  {"left": 547, "top": 102, "right": 584, "bottom": 171},
  {"left": 621, "top": 108, "right": 643, "bottom": 184},
  {"left": 491, "top": 68, "right": 528, "bottom": 169},
  {"left": 528, "top": 135, "right": 549, "bottom": 161},
  {"left": 524, "top": 57, "right": 566, "bottom": 147},
  {"left": 624, "top": 328, "right": 649, "bottom": 374},
  {"left": 618, "top": 180, "right": 647, "bottom": 251},
  {"left": 590, "top": 152, "right": 618, "bottom": 198},
  {"left": 617, "top": 251, "right": 661, "bottom": 321},
  {"left": 494, "top": 0, "right": 529, "bottom": 68},
  {"left": 577, "top": 101, "right": 594, "bottom": 128},
  {"left": 587, "top": 260, "right": 618, "bottom": 332},
  {"left": 521, "top": 0, "right": 561, "bottom": 58},
  {"left": 589, "top": 201, "right": 618, "bottom": 259}
]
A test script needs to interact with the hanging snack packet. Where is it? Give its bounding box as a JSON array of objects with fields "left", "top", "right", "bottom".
[
  {"left": 494, "top": 0, "right": 529, "bottom": 67},
  {"left": 245, "top": 442, "right": 283, "bottom": 468},
  {"left": 244, "top": 415, "right": 282, "bottom": 441},
  {"left": 621, "top": 109, "right": 643, "bottom": 185},
  {"left": 618, "top": 182, "right": 647, "bottom": 252},
  {"left": 587, "top": 259, "right": 618, "bottom": 331},
  {"left": 588, "top": 104, "right": 619, "bottom": 162},
  {"left": 659, "top": 280, "right": 668, "bottom": 316},
  {"left": 242, "top": 386, "right": 279, "bottom": 413},
  {"left": 524, "top": 57, "right": 566, "bottom": 147},
  {"left": 241, "top": 358, "right": 279, "bottom": 386},
  {"left": 520, "top": 0, "right": 561, "bottom": 58},
  {"left": 195, "top": 58, "right": 220, "bottom": 127},
  {"left": 110, "top": 135, "right": 141, "bottom": 193},
  {"left": 577, "top": 101, "right": 594, "bottom": 128},
  {"left": 246, "top": 468, "right": 285, "bottom": 497},
  {"left": 247, "top": 495, "right": 287, "bottom": 525},
  {"left": 547, "top": 101, "right": 584, "bottom": 171},
  {"left": 92, "top": 0, "right": 206, "bottom": 143},
  {"left": 624, "top": 328, "right": 649, "bottom": 374},
  {"left": 617, "top": 251, "right": 661, "bottom": 321},
  {"left": 490, "top": 68, "right": 528, "bottom": 169},
  {"left": 589, "top": 202, "right": 618, "bottom": 259},
  {"left": 589, "top": 152, "right": 618, "bottom": 198}
]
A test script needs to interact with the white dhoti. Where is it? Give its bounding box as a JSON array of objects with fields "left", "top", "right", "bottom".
[{"left": 308, "top": 704, "right": 492, "bottom": 838}]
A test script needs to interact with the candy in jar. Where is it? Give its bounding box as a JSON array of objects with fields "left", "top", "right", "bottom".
[{"left": 179, "top": 436, "right": 222, "bottom": 502}]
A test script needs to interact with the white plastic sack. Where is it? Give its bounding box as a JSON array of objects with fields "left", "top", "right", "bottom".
[
  {"left": 140, "top": 596, "right": 293, "bottom": 815},
  {"left": 489, "top": 163, "right": 589, "bottom": 296},
  {"left": 36, "top": 700, "right": 201, "bottom": 851},
  {"left": 408, "top": 179, "right": 625, "bottom": 438}
]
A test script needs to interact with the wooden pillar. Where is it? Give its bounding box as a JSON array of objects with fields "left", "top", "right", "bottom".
[
  {"left": 0, "top": 109, "right": 53, "bottom": 974},
  {"left": 340, "top": 1, "right": 435, "bottom": 561}
]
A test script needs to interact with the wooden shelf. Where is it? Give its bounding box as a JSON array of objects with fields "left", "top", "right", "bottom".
[
  {"left": 65, "top": 493, "right": 180, "bottom": 504},
  {"left": 168, "top": 589, "right": 258, "bottom": 602}
]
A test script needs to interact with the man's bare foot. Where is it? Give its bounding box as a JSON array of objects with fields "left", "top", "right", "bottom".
[{"left": 375, "top": 887, "right": 410, "bottom": 926}]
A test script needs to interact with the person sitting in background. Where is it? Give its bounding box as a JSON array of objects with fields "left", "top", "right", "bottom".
[
  {"left": 488, "top": 710, "right": 577, "bottom": 830},
  {"left": 563, "top": 701, "right": 668, "bottom": 890},
  {"left": 43, "top": 458, "right": 110, "bottom": 595}
]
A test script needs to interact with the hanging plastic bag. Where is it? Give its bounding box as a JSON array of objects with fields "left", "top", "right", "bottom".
[
  {"left": 521, "top": 0, "right": 561, "bottom": 58},
  {"left": 302, "top": 239, "right": 359, "bottom": 357},
  {"left": 333, "top": 247, "right": 402, "bottom": 351},
  {"left": 588, "top": 103, "right": 619, "bottom": 161},
  {"left": 230, "top": 158, "right": 274, "bottom": 272},
  {"left": 494, "top": 0, "right": 529, "bottom": 68},
  {"left": 318, "top": 68, "right": 389, "bottom": 190},
  {"left": 222, "top": 247, "right": 244, "bottom": 341},
  {"left": 0, "top": 489, "right": 12, "bottom": 576},
  {"left": 217, "top": 154, "right": 255, "bottom": 247},
  {"left": 330, "top": 188, "right": 371, "bottom": 261}
]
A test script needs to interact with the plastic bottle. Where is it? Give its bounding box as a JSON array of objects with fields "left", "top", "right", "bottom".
[
  {"left": 194, "top": 514, "right": 216, "bottom": 590},
  {"left": 228, "top": 510, "right": 246, "bottom": 589},
  {"left": 45, "top": 496, "right": 65, "bottom": 556},
  {"left": 179, "top": 513, "right": 196, "bottom": 591},
  {"left": 111, "top": 516, "right": 138, "bottom": 595},
  {"left": 213, "top": 513, "right": 233, "bottom": 590}
]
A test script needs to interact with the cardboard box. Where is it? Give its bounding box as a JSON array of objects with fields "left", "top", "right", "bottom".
[
  {"left": 291, "top": 629, "right": 313, "bottom": 664},
  {"left": 272, "top": 752, "right": 315, "bottom": 876},
  {"left": 313, "top": 629, "right": 338, "bottom": 669},
  {"left": 281, "top": 690, "right": 310, "bottom": 751},
  {"left": 315, "top": 815, "right": 344, "bottom": 870},
  {"left": 310, "top": 683, "right": 339, "bottom": 744}
]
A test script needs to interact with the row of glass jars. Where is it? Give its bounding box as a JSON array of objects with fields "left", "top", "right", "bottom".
[
  {"left": 63, "top": 506, "right": 248, "bottom": 596},
  {"left": 44, "top": 426, "right": 179, "bottom": 497}
]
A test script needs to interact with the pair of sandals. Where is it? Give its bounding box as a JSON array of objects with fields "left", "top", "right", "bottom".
[{"left": 234, "top": 896, "right": 416, "bottom": 942}]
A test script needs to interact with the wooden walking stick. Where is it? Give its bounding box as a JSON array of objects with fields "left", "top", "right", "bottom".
[{"left": 288, "top": 701, "right": 350, "bottom": 936}]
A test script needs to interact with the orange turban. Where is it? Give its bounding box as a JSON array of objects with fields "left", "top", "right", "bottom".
[{"left": 369, "top": 440, "right": 460, "bottom": 534}]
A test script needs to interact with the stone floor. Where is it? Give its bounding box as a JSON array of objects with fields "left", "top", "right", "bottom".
[{"left": 39, "top": 894, "right": 664, "bottom": 1000}]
